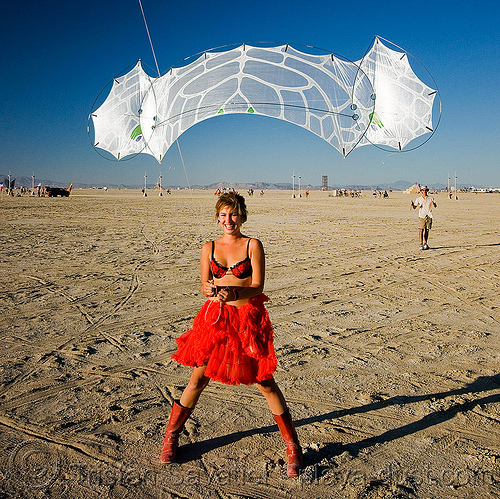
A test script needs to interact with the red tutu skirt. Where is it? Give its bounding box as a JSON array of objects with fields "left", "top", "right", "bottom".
[{"left": 172, "top": 294, "right": 277, "bottom": 385}]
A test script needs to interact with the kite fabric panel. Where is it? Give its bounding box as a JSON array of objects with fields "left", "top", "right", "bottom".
[
  {"left": 90, "top": 37, "right": 437, "bottom": 162},
  {"left": 355, "top": 38, "right": 437, "bottom": 151},
  {"left": 91, "top": 62, "right": 154, "bottom": 161}
]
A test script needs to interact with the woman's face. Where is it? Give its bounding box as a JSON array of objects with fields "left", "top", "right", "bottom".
[{"left": 218, "top": 205, "right": 242, "bottom": 234}]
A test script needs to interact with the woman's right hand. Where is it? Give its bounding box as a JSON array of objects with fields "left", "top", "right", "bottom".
[{"left": 201, "top": 280, "right": 217, "bottom": 298}]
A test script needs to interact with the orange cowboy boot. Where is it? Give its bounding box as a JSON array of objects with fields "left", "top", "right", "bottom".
[
  {"left": 159, "top": 400, "right": 193, "bottom": 464},
  {"left": 273, "top": 409, "right": 303, "bottom": 477}
]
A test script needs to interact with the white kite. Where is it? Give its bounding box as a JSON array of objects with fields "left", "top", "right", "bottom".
[{"left": 89, "top": 36, "right": 440, "bottom": 162}]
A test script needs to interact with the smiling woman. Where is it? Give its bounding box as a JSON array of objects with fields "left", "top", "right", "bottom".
[{"left": 159, "top": 191, "right": 304, "bottom": 478}]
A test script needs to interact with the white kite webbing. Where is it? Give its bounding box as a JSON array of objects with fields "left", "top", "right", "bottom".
[{"left": 91, "top": 38, "right": 437, "bottom": 162}]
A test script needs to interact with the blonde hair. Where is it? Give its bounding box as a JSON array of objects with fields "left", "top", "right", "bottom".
[{"left": 215, "top": 192, "right": 248, "bottom": 223}]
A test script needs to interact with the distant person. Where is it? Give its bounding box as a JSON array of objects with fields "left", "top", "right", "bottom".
[
  {"left": 410, "top": 185, "right": 437, "bottom": 250},
  {"left": 159, "top": 192, "right": 303, "bottom": 477}
]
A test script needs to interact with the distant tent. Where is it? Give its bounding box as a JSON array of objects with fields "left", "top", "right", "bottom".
[{"left": 405, "top": 183, "right": 420, "bottom": 194}]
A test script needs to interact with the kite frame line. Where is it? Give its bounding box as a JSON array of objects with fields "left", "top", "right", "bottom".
[{"left": 354, "top": 35, "right": 442, "bottom": 154}]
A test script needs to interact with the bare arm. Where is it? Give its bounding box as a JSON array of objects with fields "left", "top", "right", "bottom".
[{"left": 200, "top": 241, "right": 216, "bottom": 298}]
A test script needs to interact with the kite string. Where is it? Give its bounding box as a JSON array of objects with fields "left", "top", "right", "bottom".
[
  {"left": 176, "top": 139, "right": 191, "bottom": 190},
  {"left": 138, "top": 0, "right": 197, "bottom": 222},
  {"left": 138, "top": 0, "right": 191, "bottom": 194},
  {"left": 138, "top": 0, "right": 161, "bottom": 77}
]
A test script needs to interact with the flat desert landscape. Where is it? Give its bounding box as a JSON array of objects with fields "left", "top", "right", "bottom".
[{"left": 1, "top": 188, "right": 499, "bottom": 499}]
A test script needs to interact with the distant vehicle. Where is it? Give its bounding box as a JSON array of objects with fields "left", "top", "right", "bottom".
[{"left": 44, "top": 183, "right": 73, "bottom": 197}]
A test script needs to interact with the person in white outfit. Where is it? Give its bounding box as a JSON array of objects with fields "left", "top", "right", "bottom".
[{"left": 411, "top": 186, "right": 437, "bottom": 250}]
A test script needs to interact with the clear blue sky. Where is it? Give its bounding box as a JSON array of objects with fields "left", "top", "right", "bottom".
[{"left": 2, "top": 0, "right": 499, "bottom": 188}]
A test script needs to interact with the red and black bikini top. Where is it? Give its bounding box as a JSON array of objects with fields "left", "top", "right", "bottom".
[{"left": 210, "top": 239, "right": 253, "bottom": 279}]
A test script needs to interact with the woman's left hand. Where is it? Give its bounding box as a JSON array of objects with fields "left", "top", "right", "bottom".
[{"left": 217, "top": 286, "right": 236, "bottom": 302}]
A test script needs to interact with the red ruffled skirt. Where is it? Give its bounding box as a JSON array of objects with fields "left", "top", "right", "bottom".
[{"left": 172, "top": 294, "right": 277, "bottom": 385}]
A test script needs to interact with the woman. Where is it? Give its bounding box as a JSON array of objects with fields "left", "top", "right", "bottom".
[{"left": 159, "top": 192, "right": 303, "bottom": 478}]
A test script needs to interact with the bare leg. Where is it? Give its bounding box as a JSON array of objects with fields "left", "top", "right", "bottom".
[
  {"left": 423, "top": 228, "right": 429, "bottom": 245},
  {"left": 179, "top": 365, "right": 210, "bottom": 409},
  {"left": 419, "top": 228, "right": 424, "bottom": 245},
  {"left": 256, "top": 376, "right": 287, "bottom": 415}
]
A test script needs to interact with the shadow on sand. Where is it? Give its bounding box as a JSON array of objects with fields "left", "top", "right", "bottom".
[
  {"left": 178, "top": 374, "right": 500, "bottom": 466},
  {"left": 429, "top": 242, "right": 500, "bottom": 250}
]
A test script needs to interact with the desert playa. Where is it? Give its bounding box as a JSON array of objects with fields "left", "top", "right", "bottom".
[{"left": 1, "top": 189, "right": 499, "bottom": 498}]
